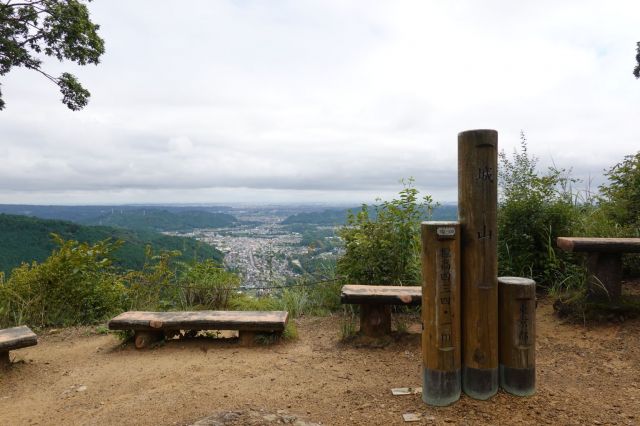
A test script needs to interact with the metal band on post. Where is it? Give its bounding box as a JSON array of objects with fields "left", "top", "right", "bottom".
[
  {"left": 458, "top": 129, "right": 499, "bottom": 400},
  {"left": 421, "top": 221, "right": 461, "bottom": 406},
  {"left": 499, "top": 276, "right": 536, "bottom": 396}
]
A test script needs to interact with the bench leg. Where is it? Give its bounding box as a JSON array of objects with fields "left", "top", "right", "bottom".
[
  {"left": 587, "top": 253, "right": 623, "bottom": 300},
  {"left": 134, "top": 331, "right": 164, "bottom": 349},
  {"left": 360, "top": 304, "right": 391, "bottom": 337},
  {"left": 239, "top": 331, "right": 256, "bottom": 347},
  {"left": 0, "top": 351, "right": 9, "bottom": 368}
]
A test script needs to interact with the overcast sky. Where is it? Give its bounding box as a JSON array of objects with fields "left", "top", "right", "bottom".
[{"left": 1, "top": 0, "right": 639, "bottom": 205}]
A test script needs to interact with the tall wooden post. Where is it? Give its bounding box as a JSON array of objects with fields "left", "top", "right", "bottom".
[
  {"left": 458, "top": 129, "right": 499, "bottom": 400},
  {"left": 498, "top": 276, "right": 536, "bottom": 396},
  {"left": 421, "top": 221, "right": 461, "bottom": 406}
]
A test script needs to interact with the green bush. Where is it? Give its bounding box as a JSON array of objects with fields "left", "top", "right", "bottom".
[
  {"left": 337, "top": 178, "right": 434, "bottom": 285},
  {"left": 598, "top": 151, "right": 640, "bottom": 275},
  {"left": 178, "top": 259, "right": 241, "bottom": 310},
  {"left": 497, "top": 134, "right": 583, "bottom": 287},
  {"left": 0, "top": 236, "right": 126, "bottom": 328}
]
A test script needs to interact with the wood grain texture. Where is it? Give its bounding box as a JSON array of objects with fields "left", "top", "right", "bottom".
[
  {"left": 458, "top": 129, "right": 499, "bottom": 372},
  {"left": 557, "top": 237, "right": 640, "bottom": 253},
  {"left": 498, "top": 277, "right": 536, "bottom": 369},
  {"left": 359, "top": 304, "right": 391, "bottom": 337},
  {"left": 421, "top": 221, "right": 461, "bottom": 372},
  {"left": 108, "top": 311, "right": 288, "bottom": 332},
  {"left": 0, "top": 325, "right": 38, "bottom": 352},
  {"left": 340, "top": 285, "right": 422, "bottom": 305}
]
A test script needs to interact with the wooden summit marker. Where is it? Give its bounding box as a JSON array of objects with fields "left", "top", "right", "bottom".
[
  {"left": 498, "top": 276, "right": 536, "bottom": 396},
  {"left": 458, "top": 129, "right": 499, "bottom": 400},
  {"left": 421, "top": 221, "right": 461, "bottom": 406}
]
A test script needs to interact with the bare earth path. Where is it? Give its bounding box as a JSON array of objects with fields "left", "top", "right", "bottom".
[{"left": 1, "top": 296, "right": 639, "bottom": 425}]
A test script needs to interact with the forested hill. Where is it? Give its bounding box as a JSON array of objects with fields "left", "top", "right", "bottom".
[
  {"left": 83, "top": 209, "right": 238, "bottom": 232},
  {"left": 0, "top": 214, "right": 223, "bottom": 276},
  {"left": 282, "top": 204, "right": 458, "bottom": 225},
  {"left": 0, "top": 205, "right": 238, "bottom": 232}
]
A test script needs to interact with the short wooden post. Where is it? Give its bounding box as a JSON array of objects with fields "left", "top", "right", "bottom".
[
  {"left": 359, "top": 305, "right": 391, "bottom": 337},
  {"left": 421, "top": 221, "right": 461, "bottom": 406},
  {"left": 586, "top": 252, "right": 623, "bottom": 300},
  {"left": 0, "top": 351, "right": 10, "bottom": 367},
  {"left": 499, "top": 277, "right": 536, "bottom": 396},
  {"left": 134, "top": 331, "right": 164, "bottom": 349},
  {"left": 458, "top": 129, "right": 499, "bottom": 400},
  {"left": 239, "top": 330, "right": 257, "bottom": 346}
]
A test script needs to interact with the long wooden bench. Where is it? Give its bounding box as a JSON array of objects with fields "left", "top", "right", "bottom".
[
  {"left": 0, "top": 325, "right": 38, "bottom": 367},
  {"left": 557, "top": 237, "right": 640, "bottom": 300},
  {"left": 108, "top": 310, "right": 288, "bottom": 348},
  {"left": 340, "top": 285, "right": 421, "bottom": 337}
]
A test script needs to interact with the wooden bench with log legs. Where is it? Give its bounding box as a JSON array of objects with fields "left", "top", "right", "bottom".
[
  {"left": 557, "top": 237, "right": 640, "bottom": 300},
  {"left": 0, "top": 325, "right": 38, "bottom": 367},
  {"left": 340, "top": 285, "right": 422, "bottom": 337},
  {"left": 108, "top": 310, "right": 289, "bottom": 349}
]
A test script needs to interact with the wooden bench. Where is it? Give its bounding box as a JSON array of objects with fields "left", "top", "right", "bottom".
[
  {"left": 557, "top": 237, "right": 640, "bottom": 300},
  {"left": 0, "top": 325, "right": 38, "bottom": 367},
  {"left": 340, "top": 285, "right": 422, "bottom": 337},
  {"left": 108, "top": 310, "right": 289, "bottom": 348}
]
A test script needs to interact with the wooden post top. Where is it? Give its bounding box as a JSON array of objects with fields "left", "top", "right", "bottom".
[
  {"left": 557, "top": 237, "right": 640, "bottom": 253},
  {"left": 0, "top": 325, "right": 38, "bottom": 352},
  {"left": 497, "top": 277, "right": 536, "bottom": 286}
]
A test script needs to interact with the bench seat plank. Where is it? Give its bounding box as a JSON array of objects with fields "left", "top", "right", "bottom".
[
  {"left": 557, "top": 237, "right": 640, "bottom": 253},
  {"left": 341, "top": 285, "right": 422, "bottom": 306},
  {"left": 0, "top": 326, "right": 38, "bottom": 352},
  {"left": 108, "top": 311, "right": 288, "bottom": 332}
]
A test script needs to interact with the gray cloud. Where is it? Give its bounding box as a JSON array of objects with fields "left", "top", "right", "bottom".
[{"left": 1, "top": 0, "right": 639, "bottom": 204}]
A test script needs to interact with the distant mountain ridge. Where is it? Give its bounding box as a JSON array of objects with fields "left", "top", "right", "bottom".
[
  {"left": 0, "top": 214, "right": 223, "bottom": 276},
  {"left": 0, "top": 205, "right": 238, "bottom": 232},
  {"left": 282, "top": 204, "right": 458, "bottom": 225}
]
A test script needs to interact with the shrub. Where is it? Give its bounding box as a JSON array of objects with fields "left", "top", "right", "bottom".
[
  {"left": 0, "top": 236, "right": 126, "bottom": 328},
  {"left": 122, "top": 247, "right": 181, "bottom": 311},
  {"left": 598, "top": 151, "right": 640, "bottom": 275},
  {"left": 178, "top": 259, "right": 241, "bottom": 310},
  {"left": 497, "top": 133, "right": 583, "bottom": 287},
  {"left": 337, "top": 178, "right": 435, "bottom": 285}
]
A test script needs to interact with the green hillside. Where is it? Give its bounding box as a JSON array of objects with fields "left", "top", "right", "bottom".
[
  {"left": 81, "top": 209, "right": 238, "bottom": 231},
  {"left": 0, "top": 214, "right": 223, "bottom": 275}
]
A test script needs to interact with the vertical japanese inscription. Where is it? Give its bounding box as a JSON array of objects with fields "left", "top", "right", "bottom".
[
  {"left": 438, "top": 246, "right": 454, "bottom": 369},
  {"left": 518, "top": 301, "right": 529, "bottom": 347}
]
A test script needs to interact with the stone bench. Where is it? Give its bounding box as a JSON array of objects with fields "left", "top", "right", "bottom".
[
  {"left": 108, "top": 310, "right": 289, "bottom": 348},
  {"left": 557, "top": 237, "right": 640, "bottom": 300},
  {"left": 340, "top": 285, "right": 422, "bottom": 337},
  {"left": 0, "top": 325, "right": 38, "bottom": 367}
]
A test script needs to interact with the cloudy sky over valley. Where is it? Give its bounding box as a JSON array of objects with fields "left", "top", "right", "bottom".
[{"left": 1, "top": 0, "right": 639, "bottom": 205}]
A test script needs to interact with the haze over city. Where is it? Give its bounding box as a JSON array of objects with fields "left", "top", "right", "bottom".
[{"left": 2, "top": 0, "right": 639, "bottom": 205}]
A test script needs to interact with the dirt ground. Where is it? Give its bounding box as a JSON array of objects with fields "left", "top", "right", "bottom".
[{"left": 1, "top": 287, "right": 639, "bottom": 426}]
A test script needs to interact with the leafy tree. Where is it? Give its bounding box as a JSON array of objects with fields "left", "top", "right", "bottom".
[
  {"left": 337, "top": 178, "right": 435, "bottom": 286},
  {"left": 635, "top": 42, "right": 640, "bottom": 79},
  {"left": 599, "top": 151, "right": 640, "bottom": 233},
  {"left": 0, "top": 0, "right": 104, "bottom": 110}
]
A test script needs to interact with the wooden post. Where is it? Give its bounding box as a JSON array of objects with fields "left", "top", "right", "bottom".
[
  {"left": 134, "top": 331, "right": 164, "bottom": 349},
  {"left": 499, "top": 277, "right": 536, "bottom": 396},
  {"left": 0, "top": 351, "right": 10, "bottom": 368},
  {"left": 359, "top": 304, "right": 391, "bottom": 337},
  {"left": 239, "top": 330, "right": 257, "bottom": 346},
  {"left": 421, "top": 221, "right": 461, "bottom": 406},
  {"left": 458, "top": 129, "right": 499, "bottom": 400},
  {"left": 586, "top": 252, "right": 623, "bottom": 300}
]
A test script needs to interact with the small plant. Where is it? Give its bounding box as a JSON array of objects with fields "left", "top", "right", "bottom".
[
  {"left": 340, "top": 306, "right": 358, "bottom": 340},
  {"left": 95, "top": 325, "right": 109, "bottom": 335},
  {"left": 282, "top": 321, "right": 298, "bottom": 341}
]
